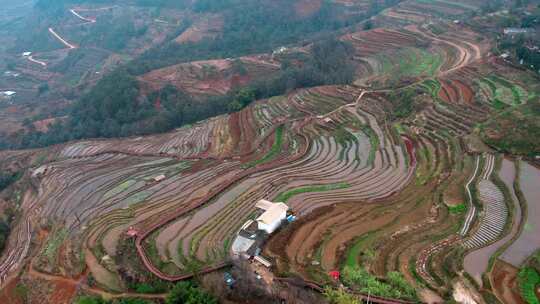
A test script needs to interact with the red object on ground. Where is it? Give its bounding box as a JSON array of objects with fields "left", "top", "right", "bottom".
[
  {"left": 126, "top": 227, "right": 138, "bottom": 237},
  {"left": 329, "top": 270, "right": 340, "bottom": 280}
]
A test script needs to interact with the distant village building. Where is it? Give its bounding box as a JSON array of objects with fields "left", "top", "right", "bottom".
[
  {"left": 3, "top": 71, "right": 20, "bottom": 77},
  {"left": 22, "top": 52, "right": 32, "bottom": 57},
  {"left": 503, "top": 28, "right": 532, "bottom": 35},
  {"left": 0, "top": 91, "right": 16, "bottom": 100},
  {"left": 153, "top": 174, "right": 166, "bottom": 182},
  {"left": 1, "top": 91, "right": 16, "bottom": 97},
  {"left": 32, "top": 165, "right": 48, "bottom": 177},
  {"left": 272, "top": 46, "right": 288, "bottom": 57}
]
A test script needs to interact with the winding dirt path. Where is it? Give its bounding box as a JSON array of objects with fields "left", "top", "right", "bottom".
[
  {"left": 28, "top": 263, "right": 166, "bottom": 301},
  {"left": 48, "top": 27, "right": 77, "bottom": 49},
  {"left": 69, "top": 9, "right": 96, "bottom": 24},
  {"left": 405, "top": 24, "right": 482, "bottom": 75},
  {"left": 27, "top": 55, "right": 47, "bottom": 67}
]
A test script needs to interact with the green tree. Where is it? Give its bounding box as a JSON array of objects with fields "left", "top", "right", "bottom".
[
  {"left": 74, "top": 296, "right": 108, "bottom": 304},
  {"left": 324, "top": 287, "right": 360, "bottom": 304},
  {"left": 166, "top": 281, "right": 217, "bottom": 304}
]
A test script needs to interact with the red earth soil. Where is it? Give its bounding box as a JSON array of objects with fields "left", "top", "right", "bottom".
[
  {"left": 48, "top": 280, "right": 77, "bottom": 304},
  {"left": 490, "top": 260, "right": 526, "bottom": 304},
  {"left": 33, "top": 117, "right": 60, "bottom": 133},
  {"left": 454, "top": 80, "right": 474, "bottom": 104},
  {"left": 0, "top": 279, "right": 23, "bottom": 304}
]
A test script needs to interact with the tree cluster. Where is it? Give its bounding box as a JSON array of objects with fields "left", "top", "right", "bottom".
[
  {"left": 127, "top": 0, "right": 384, "bottom": 75},
  {"left": 2, "top": 36, "right": 355, "bottom": 150}
]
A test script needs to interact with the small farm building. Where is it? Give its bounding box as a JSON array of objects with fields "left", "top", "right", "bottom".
[
  {"left": 1, "top": 91, "right": 16, "bottom": 97},
  {"left": 503, "top": 28, "right": 531, "bottom": 35},
  {"left": 254, "top": 255, "right": 272, "bottom": 268},
  {"left": 153, "top": 174, "right": 166, "bottom": 182},
  {"left": 255, "top": 200, "right": 288, "bottom": 234}
]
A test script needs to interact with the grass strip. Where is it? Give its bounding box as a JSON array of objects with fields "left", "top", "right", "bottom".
[
  {"left": 245, "top": 125, "right": 284, "bottom": 168},
  {"left": 274, "top": 182, "right": 351, "bottom": 203}
]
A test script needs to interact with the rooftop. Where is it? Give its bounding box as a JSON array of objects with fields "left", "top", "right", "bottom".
[
  {"left": 1, "top": 91, "right": 16, "bottom": 97},
  {"left": 256, "top": 202, "right": 288, "bottom": 225}
]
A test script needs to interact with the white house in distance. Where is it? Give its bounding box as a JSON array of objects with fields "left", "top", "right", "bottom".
[
  {"left": 0, "top": 91, "right": 16, "bottom": 99},
  {"left": 255, "top": 199, "right": 289, "bottom": 234}
]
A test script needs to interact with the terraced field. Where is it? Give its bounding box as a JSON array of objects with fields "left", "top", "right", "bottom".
[{"left": 0, "top": 1, "right": 539, "bottom": 303}]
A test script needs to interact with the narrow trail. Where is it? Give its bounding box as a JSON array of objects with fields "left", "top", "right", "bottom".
[
  {"left": 69, "top": 9, "right": 96, "bottom": 24},
  {"left": 25, "top": 6, "right": 103, "bottom": 66},
  {"left": 27, "top": 55, "right": 47, "bottom": 67},
  {"left": 48, "top": 27, "right": 77, "bottom": 49},
  {"left": 28, "top": 262, "right": 166, "bottom": 300}
]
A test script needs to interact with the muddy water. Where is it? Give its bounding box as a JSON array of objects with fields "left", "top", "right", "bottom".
[
  {"left": 463, "top": 159, "right": 521, "bottom": 286},
  {"left": 501, "top": 161, "right": 540, "bottom": 265}
]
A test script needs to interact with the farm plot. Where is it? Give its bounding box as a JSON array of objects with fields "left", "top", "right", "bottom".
[
  {"left": 464, "top": 158, "right": 522, "bottom": 286},
  {"left": 476, "top": 75, "right": 529, "bottom": 108},
  {"left": 374, "top": 47, "right": 442, "bottom": 80},
  {"left": 463, "top": 155, "right": 508, "bottom": 250},
  {"left": 59, "top": 117, "right": 225, "bottom": 159},
  {"left": 265, "top": 126, "right": 456, "bottom": 286},
  {"left": 133, "top": 87, "right": 414, "bottom": 278},
  {"left": 500, "top": 162, "right": 540, "bottom": 267},
  {"left": 139, "top": 56, "right": 280, "bottom": 97}
]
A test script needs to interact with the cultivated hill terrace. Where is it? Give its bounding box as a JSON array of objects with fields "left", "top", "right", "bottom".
[{"left": 0, "top": 0, "right": 539, "bottom": 303}]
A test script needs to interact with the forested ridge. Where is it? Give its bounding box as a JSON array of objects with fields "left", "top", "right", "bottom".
[
  {"left": 3, "top": 37, "right": 355, "bottom": 149},
  {"left": 2, "top": 0, "right": 398, "bottom": 149}
]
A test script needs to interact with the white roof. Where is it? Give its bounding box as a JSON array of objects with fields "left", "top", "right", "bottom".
[
  {"left": 154, "top": 174, "right": 166, "bottom": 181},
  {"left": 256, "top": 202, "right": 288, "bottom": 225},
  {"left": 231, "top": 235, "right": 255, "bottom": 254},
  {"left": 255, "top": 199, "right": 274, "bottom": 210},
  {"left": 22, "top": 52, "right": 32, "bottom": 56},
  {"left": 254, "top": 255, "right": 272, "bottom": 267},
  {"left": 1, "top": 91, "right": 16, "bottom": 96}
]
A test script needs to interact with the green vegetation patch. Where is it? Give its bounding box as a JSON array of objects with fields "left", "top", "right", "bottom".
[
  {"left": 324, "top": 287, "right": 361, "bottom": 304},
  {"left": 478, "top": 76, "right": 528, "bottom": 108},
  {"left": 245, "top": 125, "right": 284, "bottom": 167},
  {"left": 342, "top": 266, "right": 417, "bottom": 301},
  {"left": 333, "top": 126, "right": 356, "bottom": 147},
  {"left": 0, "top": 171, "right": 20, "bottom": 192},
  {"left": 43, "top": 228, "right": 68, "bottom": 265},
  {"left": 361, "top": 126, "right": 380, "bottom": 165},
  {"left": 448, "top": 203, "right": 467, "bottom": 214},
  {"left": 479, "top": 99, "right": 540, "bottom": 157},
  {"left": 418, "top": 79, "right": 442, "bottom": 100},
  {"left": 344, "top": 233, "right": 375, "bottom": 268},
  {"left": 518, "top": 267, "right": 540, "bottom": 304},
  {"left": 274, "top": 183, "right": 351, "bottom": 203},
  {"left": 104, "top": 180, "right": 137, "bottom": 199},
  {"left": 166, "top": 281, "right": 217, "bottom": 304},
  {"left": 379, "top": 48, "right": 442, "bottom": 79}
]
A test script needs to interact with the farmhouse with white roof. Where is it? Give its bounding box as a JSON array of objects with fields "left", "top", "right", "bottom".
[{"left": 255, "top": 199, "right": 288, "bottom": 234}]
